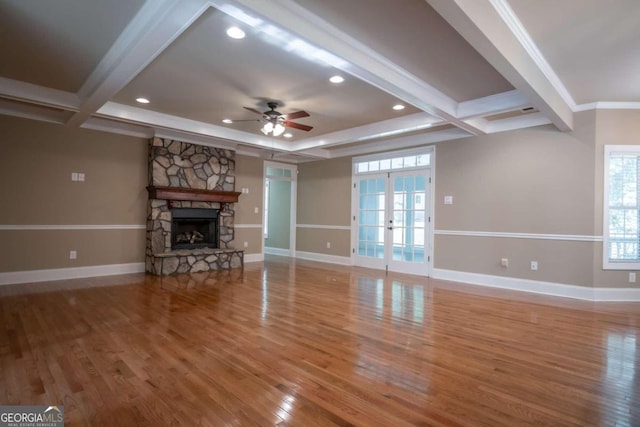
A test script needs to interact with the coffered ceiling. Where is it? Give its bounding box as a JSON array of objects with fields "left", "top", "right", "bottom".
[{"left": 1, "top": 0, "right": 638, "bottom": 161}]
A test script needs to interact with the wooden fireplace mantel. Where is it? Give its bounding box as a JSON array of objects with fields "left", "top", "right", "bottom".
[{"left": 147, "top": 186, "right": 241, "bottom": 203}]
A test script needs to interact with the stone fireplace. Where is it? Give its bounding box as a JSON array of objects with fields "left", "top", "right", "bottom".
[{"left": 145, "top": 138, "right": 243, "bottom": 275}]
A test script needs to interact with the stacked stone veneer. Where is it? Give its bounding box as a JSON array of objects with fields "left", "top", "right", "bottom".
[{"left": 146, "top": 138, "right": 243, "bottom": 275}]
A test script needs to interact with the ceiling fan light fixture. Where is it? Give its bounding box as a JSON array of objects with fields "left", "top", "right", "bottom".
[
  {"left": 273, "top": 123, "right": 286, "bottom": 136},
  {"left": 226, "top": 26, "right": 245, "bottom": 39},
  {"left": 261, "top": 121, "right": 274, "bottom": 135}
]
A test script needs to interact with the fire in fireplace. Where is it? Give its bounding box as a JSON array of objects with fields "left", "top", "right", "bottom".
[{"left": 171, "top": 208, "right": 219, "bottom": 250}]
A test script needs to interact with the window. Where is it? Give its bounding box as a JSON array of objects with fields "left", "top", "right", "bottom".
[
  {"left": 354, "top": 152, "right": 431, "bottom": 175},
  {"left": 603, "top": 145, "right": 640, "bottom": 269}
]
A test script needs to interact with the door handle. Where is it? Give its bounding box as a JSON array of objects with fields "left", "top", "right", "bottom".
[{"left": 387, "top": 227, "right": 393, "bottom": 230}]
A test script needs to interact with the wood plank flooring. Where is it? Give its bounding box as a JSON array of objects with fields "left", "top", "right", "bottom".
[{"left": 1, "top": 256, "right": 639, "bottom": 426}]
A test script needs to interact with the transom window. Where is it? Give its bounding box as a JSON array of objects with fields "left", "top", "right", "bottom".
[{"left": 355, "top": 153, "right": 430, "bottom": 174}]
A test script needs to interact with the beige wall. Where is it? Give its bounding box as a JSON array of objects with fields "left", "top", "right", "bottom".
[
  {"left": 593, "top": 109, "right": 640, "bottom": 287},
  {"left": 435, "top": 120, "right": 595, "bottom": 235},
  {"left": 0, "top": 115, "right": 147, "bottom": 272},
  {"left": 234, "top": 154, "right": 264, "bottom": 254},
  {"left": 434, "top": 109, "right": 640, "bottom": 289},
  {"left": 434, "top": 113, "right": 597, "bottom": 287},
  {"left": 297, "top": 157, "right": 352, "bottom": 257}
]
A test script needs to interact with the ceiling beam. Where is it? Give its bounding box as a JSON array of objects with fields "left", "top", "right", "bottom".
[
  {"left": 65, "top": 0, "right": 211, "bottom": 128},
  {"left": 97, "top": 102, "right": 292, "bottom": 151},
  {"left": 291, "top": 113, "right": 444, "bottom": 152},
  {"left": 0, "top": 77, "right": 79, "bottom": 111},
  {"left": 457, "top": 89, "right": 529, "bottom": 119},
  {"left": 328, "top": 127, "right": 473, "bottom": 159},
  {"left": 427, "top": 0, "right": 574, "bottom": 131}
]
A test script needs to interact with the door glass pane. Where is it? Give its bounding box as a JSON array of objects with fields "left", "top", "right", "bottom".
[
  {"left": 358, "top": 177, "right": 386, "bottom": 259},
  {"left": 392, "top": 175, "right": 427, "bottom": 265}
]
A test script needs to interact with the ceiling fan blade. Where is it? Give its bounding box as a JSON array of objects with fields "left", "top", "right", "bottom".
[
  {"left": 284, "top": 110, "right": 310, "bottom": 120},
  {"left": 285, "top": 121, "right": 313, "bottom": 132},
  {"left": 243, "top": 107, "right": 265, "bottom": 116}
]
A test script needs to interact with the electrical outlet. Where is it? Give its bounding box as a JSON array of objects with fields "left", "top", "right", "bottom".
[
  {"left": 71, "top": 172, "right": 78, "bottom": 181},
  {"left": 444, "top": 196, "right": 453, "bottom": 205},
  {"left": 629, "top": 272, "right": 636, "bottom": 283},
  {"left": 69, "top": 250, "right": 77, "bottom": 260},
  {"left": 501, "top": 258, "right": 509, "bottom": 268},
  {"left": 326, "top": 242, "right": 331, "bottom": 249},
  {"left": 243, "top": 241, "right": 248, "bottom": 248},
  {"left": 78, "top": 172, "right": 85, "bottom": 182},
  {"left": 531, "top": 261, "right": 538, "bottom": 271},
  {"left": 254, "top": 207, "right": 259, "bottom": 214}
]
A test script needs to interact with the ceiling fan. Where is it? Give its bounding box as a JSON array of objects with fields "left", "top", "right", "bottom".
[{"left": 242, "top": 102, "right": 313, "bottom": 136}]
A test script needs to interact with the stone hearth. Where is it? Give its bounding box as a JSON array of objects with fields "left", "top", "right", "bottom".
[{"left": 145, "top": 138, "right": 243, "bottom": 275}]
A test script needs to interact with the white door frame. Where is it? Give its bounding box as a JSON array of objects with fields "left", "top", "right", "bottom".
[
  {"left": 264, "top": 161, "right": 297, "bottom": 257},
  {"left": 350, "top": 147, "right": 435, "bottom": 276}
]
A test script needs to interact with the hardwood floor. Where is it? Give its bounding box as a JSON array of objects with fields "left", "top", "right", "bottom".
[{"left": 1, "top": 256, "right": 639, "bottom": 426}]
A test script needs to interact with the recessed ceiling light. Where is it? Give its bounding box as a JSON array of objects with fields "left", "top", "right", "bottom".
[
  {"left": 284, "top": 133, "right": 293, "bottom": 138},
  {"left": 393, "top": 104, "right": 405, "bottom": 110},
  {"left": 226, "top": 26, "right": 245, "bottom": 39},
  {"left": 329, "top": 75, "right": 344, "bottom": 84},
  {"left": 222, "top": 119, "right": 233, "bottom": 124},
  {"left": 136, "top": 97, "right": 150, "bottom": 104}
]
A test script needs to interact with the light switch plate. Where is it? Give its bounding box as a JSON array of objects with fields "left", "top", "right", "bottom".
[{"left": 444, "top": 196, "right": 453, "bottom": 205}]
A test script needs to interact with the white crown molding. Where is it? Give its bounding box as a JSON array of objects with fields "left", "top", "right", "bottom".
[
  {"left": 0, "top": 263, "right": 145, "bottom": 286},
  {"left": 431, "top": 268, "right": 640, "bottom": 301},
  {"left": 435, "top": 229, "right": 603, "bottom": 242},
  {"left": 0, "top": 224, "right": 146, "bottom": 231},
  {"left": 82, "top": 117, "right": 154, "bottom": 139},
  {"left": 294, "top": 250, "right": 352, "bottom": 266},
  {"left": 575, "top": 102, "right": 640, "bottom": 112}
]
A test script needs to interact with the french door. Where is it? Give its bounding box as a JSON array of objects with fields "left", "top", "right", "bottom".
[{"left": 354, "top": 170, "right": 431, "bottom": 275}]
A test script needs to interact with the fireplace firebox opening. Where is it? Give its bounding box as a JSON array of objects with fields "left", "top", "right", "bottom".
[{"left": 171, "top": 208, "right": 219, "bottom": 250}]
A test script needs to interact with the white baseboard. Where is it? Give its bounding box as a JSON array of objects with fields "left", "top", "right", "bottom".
[
  {"left": 593, "top": 287, "right": 640, "bottom": 302},
  {"left": 244, "top": 253, "right": 264, "bottom": 263},
  {"left": 295, "top": 251, "right": 352, "bottom": 266},
  {"left": 0, "top": 262, "right": 146, "bottom": 286},
  {"left": 264, "top": 247, "right": 292, "bottom": 257},
  {"left": 431, "top": 268, "right": 640, "bottom": 302}
]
